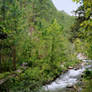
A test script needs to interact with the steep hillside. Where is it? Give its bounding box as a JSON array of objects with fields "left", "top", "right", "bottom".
[{"left": 0, "top": 0, "right": 77, "bottom": 92}]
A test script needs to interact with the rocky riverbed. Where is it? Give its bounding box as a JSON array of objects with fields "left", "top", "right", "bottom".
[{"left": 39, "top": 53, "right": 92, "bottom": 92}]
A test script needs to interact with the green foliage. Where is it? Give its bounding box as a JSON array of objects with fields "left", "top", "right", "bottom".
[
  {"left": 71, "top": 0, "right": 92, "bottom": 56},
  {"left": 0, "top": 72, "right": 10, "bottom": 79},
  {"left": 0, "top": 0, "right": 78, "bottom": 92},
  {"left": 84, "top": 69, "right": 92, "bottom": 79},
  {"left": 71, "top": 1, "right": 92, "bottom": 92},
  {"left": 82, "top": 79, "right": 92, "bottom": 92},
  {"left": 81, "top": 69, "right": 92, "bottom": 92}
]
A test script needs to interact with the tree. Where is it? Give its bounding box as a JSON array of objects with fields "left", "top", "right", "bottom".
[
  {"left": 72, "top": 0, "right": 92, "bottom": 57},
  {"left": 0, "top": 0, "right": 25, "bottom": 71}
]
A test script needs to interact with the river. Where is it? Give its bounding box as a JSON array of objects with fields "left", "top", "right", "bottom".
[{"left": 40, "top": 53, "right": 92, "bottom": 92}]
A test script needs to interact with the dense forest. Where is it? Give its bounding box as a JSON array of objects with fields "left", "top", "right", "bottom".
[{"left": 0, "top": 0, "right": 92, "bottom": 92}]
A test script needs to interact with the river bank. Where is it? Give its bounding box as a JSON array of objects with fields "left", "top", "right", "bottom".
[{"left": 39, "top": 53, "right": 92, "bottom": 92}]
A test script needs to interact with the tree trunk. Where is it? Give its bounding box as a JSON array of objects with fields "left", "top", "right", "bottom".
[
  {"left": 12, "top": 46, "right": 16, "bottom": 70},
  {"left": 2, "top": 0, "right": 6, "bottom": 26},
  {"left": 0, "top": 40, "right": 2, "bottom": 72},
  {"left": 50, "top": 37, "right": 55, "bottom": 63},
  {"left": 0, "top": 52, "right": 2, "bottom": 72}
]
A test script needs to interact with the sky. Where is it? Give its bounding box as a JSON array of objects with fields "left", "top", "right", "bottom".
[{"left": 52, "top": 0, "right": 80, "bottom": 15}]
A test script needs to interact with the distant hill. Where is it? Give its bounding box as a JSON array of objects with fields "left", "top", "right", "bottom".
[{"left": 34, "top": 0, "right": 75, "bottom": 30}]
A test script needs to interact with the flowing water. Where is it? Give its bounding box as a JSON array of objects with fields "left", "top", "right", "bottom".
[{"left": 40, "top": 54, "right": 92, "bottom": 92}]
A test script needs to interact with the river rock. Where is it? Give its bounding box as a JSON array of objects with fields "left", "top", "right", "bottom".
[
  {"left": 68, "top": 66, "right": 73, "bottom": 69},
  {"left": 77, "top": 53, "right": 87, "bottom": 60},
  {"left": 81, "top": 62, "right": 86, "bottom": 66},
  {"left": 74, "top": 66, "right": 80, "bottom": 70},
  {"left": 67, "top": 85, "right": 74, "bottom": 88}
]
